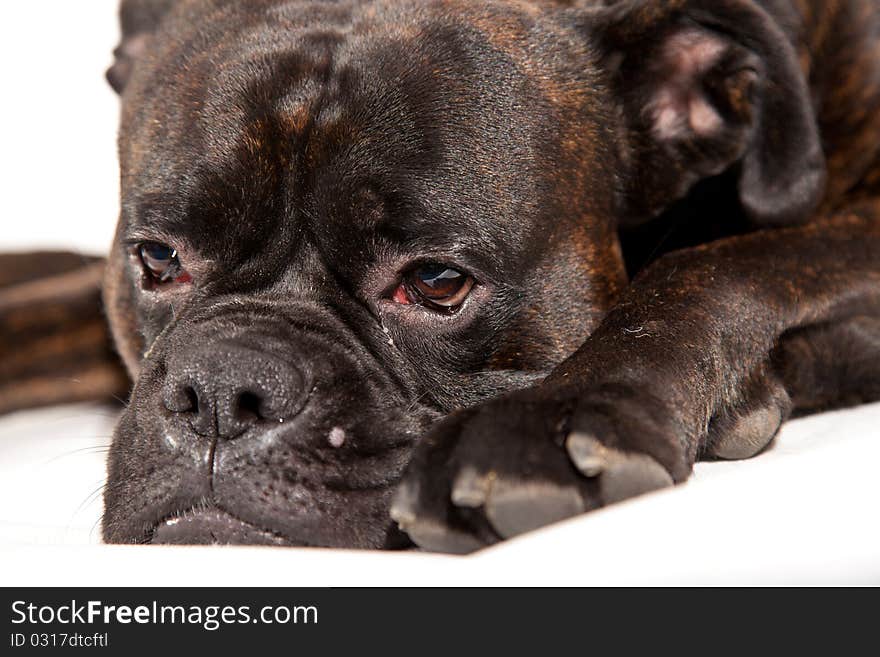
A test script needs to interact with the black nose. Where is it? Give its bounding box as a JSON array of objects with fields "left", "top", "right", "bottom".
[{"left": 162, "top": 339, "right": 309, "bottom": 439}]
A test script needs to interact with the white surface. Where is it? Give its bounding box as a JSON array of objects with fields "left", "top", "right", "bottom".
[
  {"left": 1, "top": 1, "right": 879, "bottom": 586},
  {"left": 1, "top": 401, "right": 879, "bottom": 585}
]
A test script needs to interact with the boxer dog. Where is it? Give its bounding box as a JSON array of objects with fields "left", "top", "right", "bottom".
[{"left": 2, "top": 0, "right": 878, "bottom": 552}]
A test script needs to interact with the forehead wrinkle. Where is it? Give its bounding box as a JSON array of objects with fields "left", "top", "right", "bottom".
[
  {"left": 122, "top": 5, "right": 376, "bottom": 294},
  {"left": 347, "top": 28, "right": 541, "bottom": 261},
  {"left": 155, "top": 1, "right": 359, "bottom": 179},
  {"left": 199, "top": 48, "right": 327, "bottom": 170},
  {"left": 181, "top": 56, "right": 345, "bottom": 271}
]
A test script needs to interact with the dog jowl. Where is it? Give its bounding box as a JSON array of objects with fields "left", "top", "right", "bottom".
[{"left": 100, "top": 0, "right": 880, "bottom": 551}]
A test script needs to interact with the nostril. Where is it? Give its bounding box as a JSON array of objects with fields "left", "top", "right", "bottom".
[
  {"left": 184, "top": 386, "right": 200, "bottom": 414},
  {"left": 235, "top": 391, "right": 264, "bottom": 423},
  {"left": 163, "top": 379, "right": 216, "bottom": 437},
  {"left": 164, "top": 380, "right": 203, "bottom": 415}
]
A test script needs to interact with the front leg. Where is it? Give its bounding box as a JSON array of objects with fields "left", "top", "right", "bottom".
[{"left": 392, "top": 204, "right": 880, "bottom": 553}]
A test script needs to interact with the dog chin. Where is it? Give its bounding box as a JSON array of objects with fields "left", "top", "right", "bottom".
[{"left": 149, "top": 506, "right": 308, "bottom": 547}]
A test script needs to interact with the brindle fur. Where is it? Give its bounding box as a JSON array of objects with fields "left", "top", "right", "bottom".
[{"left": 0, "top": 254, "right": 127, "bottom": 415}]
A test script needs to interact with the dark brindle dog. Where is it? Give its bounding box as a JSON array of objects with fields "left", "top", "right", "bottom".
[{"left": 1, "top": 0, "right": 878, "bottom": 551}]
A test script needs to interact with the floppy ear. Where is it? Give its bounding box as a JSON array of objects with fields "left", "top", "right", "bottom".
[
  {"left": 585, "top": 0, "right": 825, "bottom": 227},
  {"left": 106, "top": 0, "right": 175, "bottom": 94}
]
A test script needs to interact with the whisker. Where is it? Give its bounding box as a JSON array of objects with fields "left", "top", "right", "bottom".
[
  {"left": 35, "top": 414, "right": 119, "bottom": 428},
  {"left": 43, "top": 444, "right": 112, "bottom": 465},
  {"left": 109, "top": 394, "right": 130, "bottom": 408},
  {"left": 89, "top": 514, "right": 104, "bottom": 543},
  {"left": 87, "top": 477, "right": 138, "bottom": 543},
  {"left": 74, "top": 481, "right": 108, "bottom": 517}
]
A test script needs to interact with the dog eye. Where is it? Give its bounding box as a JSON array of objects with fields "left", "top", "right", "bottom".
[
  {"left": 138, "top": 242, "right": 188, "bottom": 284},
  {"left": 393, "top": 264, "right": 474, "bottom": 310}
]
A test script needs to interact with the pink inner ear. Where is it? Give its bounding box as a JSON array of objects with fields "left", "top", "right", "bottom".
[{"left": 646, "top": 29, "right": 727, "bottom": 140}]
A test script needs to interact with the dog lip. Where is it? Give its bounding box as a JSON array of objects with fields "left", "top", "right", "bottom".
[{"left": 150, "top": 506, "right": 300, "bottom": 546}]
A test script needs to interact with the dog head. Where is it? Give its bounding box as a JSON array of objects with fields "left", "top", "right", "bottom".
[{"left": 102, "top": 0, "right": 824, "bottom": 547}]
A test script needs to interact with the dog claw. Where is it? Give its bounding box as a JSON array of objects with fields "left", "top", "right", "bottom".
[
  {"left": 566, "top": 431, "right": 672, "bottom": 504},
  {"left": 390, "top": 480, "right": 485, "bottom": 554},
  {"left": 450, "top": 466, "right": 492, "bottom": 508},
  {"left": 565, "top": 431, "right": 606, "bottom": 476},
  {"left": 389, "top": 481, "right": 419, "bottom": 527},
  {"left": 484, "top": 478, "right": 585, "bottom": 539}
]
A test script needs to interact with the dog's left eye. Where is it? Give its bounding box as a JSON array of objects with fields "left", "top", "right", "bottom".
[{"left": 138, "top": 242, "right": 188, "bottom": 284}]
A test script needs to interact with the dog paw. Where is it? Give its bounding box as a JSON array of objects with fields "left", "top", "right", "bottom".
[{"left": 390, "top": 386, "right": 687, "bottom": 553}]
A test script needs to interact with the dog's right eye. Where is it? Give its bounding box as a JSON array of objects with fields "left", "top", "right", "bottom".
[
  {"left": 391, "top": 263, "right": 475, "bottom": 311},
  {"left": 138, "top": 242, "right": 189, "bottom": 284}
]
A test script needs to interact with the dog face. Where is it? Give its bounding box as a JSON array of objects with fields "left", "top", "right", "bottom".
[
  {"left": 102, "top": 0, "right": 823, "bottom": 547},
  {"left": 103, "top": 0, "right": 627, "bottom": 547}
]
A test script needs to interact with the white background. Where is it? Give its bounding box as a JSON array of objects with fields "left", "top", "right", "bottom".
[
  {"left": 0, "top": 1, "right": 878, "bottom": 585},
  {"left": 1, "top": 0, "right": 120, "bottom": 254}
]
